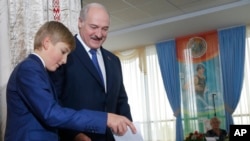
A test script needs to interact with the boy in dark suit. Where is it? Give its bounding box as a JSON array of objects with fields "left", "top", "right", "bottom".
[{"left": 5, "top": 21, "right": 136, "bottom": 141}]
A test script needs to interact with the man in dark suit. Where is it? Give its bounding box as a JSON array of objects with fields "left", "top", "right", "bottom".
[
  {"left": 5, "top": 21, "right": 135, "bottom": 141},
  {"left": 50, "top": 2, "right": 133, "bottom": 141}
]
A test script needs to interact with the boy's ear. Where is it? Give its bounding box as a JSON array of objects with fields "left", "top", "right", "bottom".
[{"left": 42, "top": 37, "right": 50, "bottom": 50}]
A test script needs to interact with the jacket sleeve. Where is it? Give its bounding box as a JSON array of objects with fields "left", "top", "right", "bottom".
[{"left": 17, "top": 61, "right": 107, "bottom": 134}]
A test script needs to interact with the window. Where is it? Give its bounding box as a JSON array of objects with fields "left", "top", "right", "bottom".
[{"left": 119, "top": 46, "right": 175, "bottom": 141}]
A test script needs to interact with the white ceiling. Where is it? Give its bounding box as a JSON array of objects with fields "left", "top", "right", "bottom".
[{"left": 81, "top": 0, "right": 250, "bottom": 51}]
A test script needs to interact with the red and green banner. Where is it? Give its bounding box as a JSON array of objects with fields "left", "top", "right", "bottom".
[{"left": 176, "top": 30, "right": 226, "bottom": 136}]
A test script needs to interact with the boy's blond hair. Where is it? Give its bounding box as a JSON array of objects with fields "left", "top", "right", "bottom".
[{"left": 34, "top": 21, "right": 75, "bottom": 51}]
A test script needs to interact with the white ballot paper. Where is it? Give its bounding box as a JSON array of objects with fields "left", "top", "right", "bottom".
[
  {"left": 205, "top": 137, "right": 217, "bottom": 141},
  {"left": 113, "top": 122, "right": 144, "bottom": 141}
]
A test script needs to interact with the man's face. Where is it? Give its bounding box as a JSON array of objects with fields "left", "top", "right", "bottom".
[
  {"left": 211, "top": 120, "right": 220, "bottom": 129},
  {"left": 78, "top": 7, "right": 110, "bottom": 49}
]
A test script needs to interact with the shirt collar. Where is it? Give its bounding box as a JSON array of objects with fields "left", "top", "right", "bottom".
[
  {"left": 76, "top": 34, "right": 101, "bottom": 55},
  {"left": 32, "top": 52, "right": 45, "bottom": 67}
]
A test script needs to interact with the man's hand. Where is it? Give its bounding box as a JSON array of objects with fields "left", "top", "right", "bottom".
[
  {"left": 74, "top": 133, "right": 91, "bottom": 141},
  {"left": 107, "top": 113, "right": 137, "bottom": 136}
]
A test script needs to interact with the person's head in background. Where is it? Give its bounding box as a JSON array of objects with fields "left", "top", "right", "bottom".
[
  {"left": 78, "top": 3, "right": 110, "bottom": 50},
  {"left": 34, "top": 21, "right": 75, "bottom": 72},
  {"left": 210, "top": 117, "right": 221, "bottom": 130}
]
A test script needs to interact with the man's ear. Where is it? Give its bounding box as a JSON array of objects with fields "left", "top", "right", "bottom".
[{"left": 78, "top": 18, "right": 84, "bottom": 28}]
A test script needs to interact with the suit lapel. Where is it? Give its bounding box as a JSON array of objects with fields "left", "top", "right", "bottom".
[
  {"left": 74, "top": 37, "right": 105, "bottom": 88},
  {"left": 29, "top": 54, "right": 58, "bottom": 101},
  {"left": 46, "top": 72, "right": 58, "bottom": 101},
  {"left": 101, "top": 49, "right": 113, "bottom": 93}
]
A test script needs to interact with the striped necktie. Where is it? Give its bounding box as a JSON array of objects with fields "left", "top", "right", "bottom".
[{"left": 89, "top": 49, "right": 104, "bottom": 86}]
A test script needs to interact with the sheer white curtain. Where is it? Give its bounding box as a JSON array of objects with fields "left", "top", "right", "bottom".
[
  {"left": 233, "top": 25, "right": 250, "bottom": 124},
  {"left": 118, "top": 45, "right": 176, "bottom": 141}
]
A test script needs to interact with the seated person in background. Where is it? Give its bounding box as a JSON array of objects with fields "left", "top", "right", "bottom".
[{"left": 206, "top": 117, "right": 227, "bottom": 141}]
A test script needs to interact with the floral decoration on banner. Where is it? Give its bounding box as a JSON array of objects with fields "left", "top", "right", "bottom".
[
  {"left": 184, "top": 131, "right": 205, "bottom": 141},
  {"left": 53, "top": 0, "right": 60, "bottom": 21}
]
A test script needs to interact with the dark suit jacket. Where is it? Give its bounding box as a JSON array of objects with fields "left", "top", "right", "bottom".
[
  {"left": 5, "top": 54, "right": 107, "bottom": 141},
  {"left": 206, "top": 128, "right": 227, "bottom": 141},
  {"left": 50, "top": 36, "right": 132, "bottom": 141}
]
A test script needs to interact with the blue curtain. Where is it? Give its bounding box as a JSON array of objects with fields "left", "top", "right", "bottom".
[
  {"left": 156, "top": 40, "right": 183, "bottom": 141},
  {"left": 218, "top": 25, "right": 246, "bottom": 131}
]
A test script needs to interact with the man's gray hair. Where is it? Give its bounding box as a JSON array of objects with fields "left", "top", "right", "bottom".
[{"left": 79, "top": 3, "right": 110, "bottom": 21}]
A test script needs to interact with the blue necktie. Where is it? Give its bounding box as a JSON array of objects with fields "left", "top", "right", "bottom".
[{"left": 89, "top": 49, "right": 104, "bottom": 86}]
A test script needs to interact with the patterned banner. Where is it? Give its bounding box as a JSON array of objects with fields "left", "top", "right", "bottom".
[
  {"left": 53, "top": 0, "right": 60, "bottom": 21},
  {"left": 176, "top": 30, "right": 219, "bottom": 63},
  {"left": 176, "top": 30, "right": 226, "bottom": 136}
]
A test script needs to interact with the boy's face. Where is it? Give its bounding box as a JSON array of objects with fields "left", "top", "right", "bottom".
[{"left": 44, "top": 39, "right": 70, "bottom": 71}]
